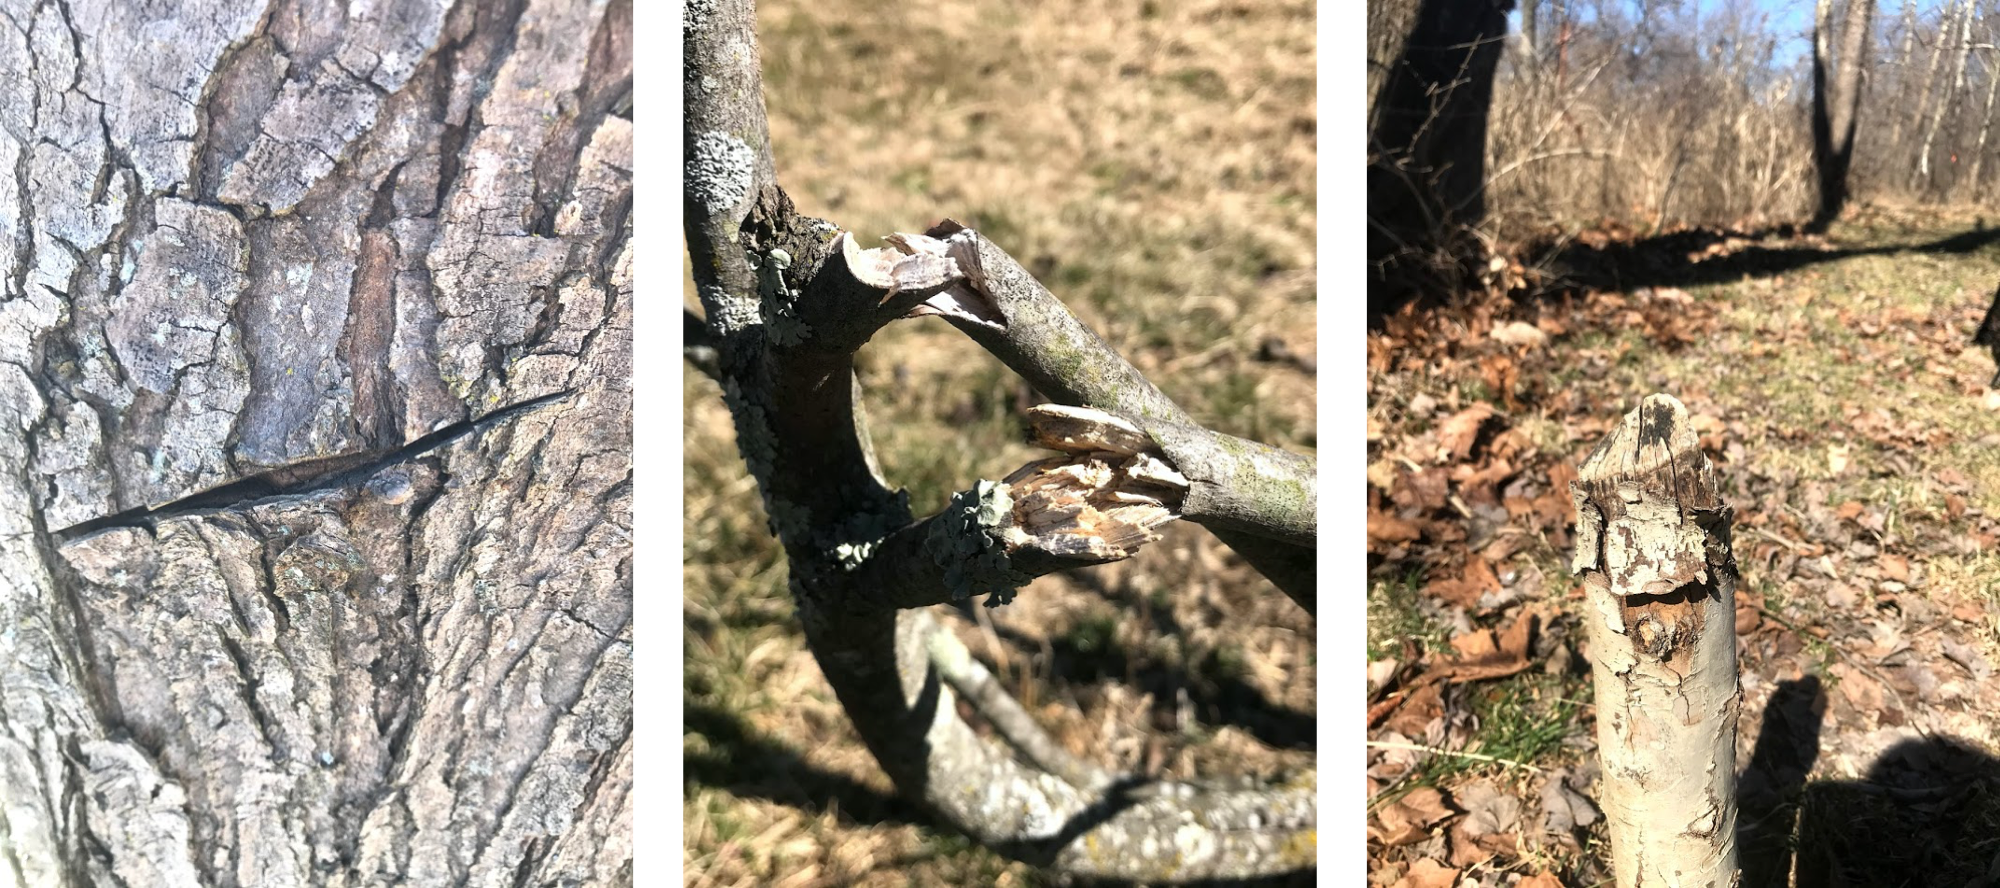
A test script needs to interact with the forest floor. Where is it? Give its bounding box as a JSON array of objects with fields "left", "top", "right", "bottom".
[
  {"left": 1367, "top": 202, "right": 2000, "bottom": 887},
  {"left": 684, "top": 1, "right": 1316, "bottom": 885}
]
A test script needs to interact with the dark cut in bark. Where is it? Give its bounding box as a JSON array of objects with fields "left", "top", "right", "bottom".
[
  {"left": 0, "top": 1, "right": 632, "bottom": 883},
  {"left": 684, "top": 0, "right": 1316, "bottom": 879}
]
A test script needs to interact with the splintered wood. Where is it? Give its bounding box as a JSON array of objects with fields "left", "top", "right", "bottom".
[
  {"left": 1570, "top": 393, "right": 1741, "bottom": 888},
  {"left": 1000, "top": 405, "right": 1187, "bottom": 561}
]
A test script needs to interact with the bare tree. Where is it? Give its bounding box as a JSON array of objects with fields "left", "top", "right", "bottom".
[
  {"left": 684, "top": 0, "right": 1317, "bottom": 880},
  {"left": 0, "top": 1, "right": 632, "bottom": 884},
  {"left": 1967, "top": 22, "right": 2000, "bottom": 197},
  {"left": 1913, "top": 0, "right": 1976, "bottom": 193},
  {"left": 1811, "top": 0, "right": 1875, "bottom": 231}
]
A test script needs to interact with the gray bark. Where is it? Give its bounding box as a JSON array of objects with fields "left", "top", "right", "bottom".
[
  {"left": 1968, "top": 31, "right": 2000, "bottom": 198},
  {"left": 1913, "top": 0, "right": 1975, "bottom": 191},
  {"left": 684, "top": 0, "right": 1315, "bottom": 880},
  {"left": 0, "top": 1, "right": 632, "bottom": 885},
  {"left": 1810, "top": 0, "right": 1873, "bottom": 231}
]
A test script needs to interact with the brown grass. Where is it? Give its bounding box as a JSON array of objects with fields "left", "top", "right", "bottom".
[{"left": 684, "top": 1, "right": 1318, "bottom": 884}]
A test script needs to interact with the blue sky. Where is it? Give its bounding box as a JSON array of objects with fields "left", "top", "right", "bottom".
[{"left": 1502, "top": 0, "right": 1961, "bottom": 70}]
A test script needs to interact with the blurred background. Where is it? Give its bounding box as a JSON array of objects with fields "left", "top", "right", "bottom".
[{"left": 684, "top": 1, "right": 1317, "bottom": 884}]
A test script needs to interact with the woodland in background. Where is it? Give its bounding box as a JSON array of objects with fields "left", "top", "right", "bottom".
[
  {"left": 1372, "top": 0, "right": 2000, "bottom": 320},
  {"left": 1371, "top": 1, "right": 2000, "bottom": 885}
]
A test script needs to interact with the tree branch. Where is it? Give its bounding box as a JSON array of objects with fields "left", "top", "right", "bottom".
[{"left": 684, "top": 1, "right": 1315, "bottom": 876}]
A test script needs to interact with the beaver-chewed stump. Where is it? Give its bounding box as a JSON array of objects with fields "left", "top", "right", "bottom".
[{"left": 1571, "top": 393, "right": 1742, "bottom": 887}]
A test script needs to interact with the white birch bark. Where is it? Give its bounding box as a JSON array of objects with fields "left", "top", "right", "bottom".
[{"left": 1570, "top": 394, "right": 1742, "bottom": 888}]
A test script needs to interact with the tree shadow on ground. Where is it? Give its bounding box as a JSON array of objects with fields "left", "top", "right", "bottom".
[
  {"left": 687, "top": 700, "right": 1317, "bottom": 886},
  {"left": 1737, "top": 675, "right": 2000, "bottom": 888},
  {"left": 1370, "top": 223, "right": 2000, "bottom": 327},
  {"left": 684, "top": 702, "right": 932, "bottom": 829},
  {"left": 1532, "top": 224, "right": 2000, "bottom": 298},
  {"left": 966, "top": 568, "right": 1317, "bottom": 753}
]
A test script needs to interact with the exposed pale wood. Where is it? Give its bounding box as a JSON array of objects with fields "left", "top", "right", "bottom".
[{"left": 1570, "top": 394, "right": 1741, "bottom": 888}]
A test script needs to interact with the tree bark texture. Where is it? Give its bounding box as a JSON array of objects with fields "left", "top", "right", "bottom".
[
  {"left": 0, "top": 1, "right": 632, "bottom": 885},
  {"left": 1810, "top": 0, "right": 1873, "bottom": 232},
  {"left": 1570, "top": 394, "right": 1741, "bottom": 888},
  {"left": 685, "top": 0, "right": 1315, "bottom": 879},
  {"left": 1366, "top": 0, "right": 1516, "bottom": 321}
]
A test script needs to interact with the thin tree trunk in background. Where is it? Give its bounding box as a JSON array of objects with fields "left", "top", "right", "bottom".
[
  {"left": 1571, "top": 395, "right": 1742, "bottom": 888},
  {"left": 1811, "top": 0, "right": 1875, "bottom": 231},
  {"left": 0, "top": 2, "right": 634, "bottom": 884},
  {"left": 1914, "top": 0, "right": 1975, "bottom": 193},
  {"left": 1906, "top": 0, "right": 1957, "bottom": 172},
  {"left": 1968, "top": 34, "right": 2000, "bottom": 198},
  {"left": 1887, "top": 0, "right": 1917, "bottom": 150}
]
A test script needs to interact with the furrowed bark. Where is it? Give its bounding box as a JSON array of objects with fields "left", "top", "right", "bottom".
[
  {"left": 683, "top": 0, "right": 1315, "bottom": 877},
  {"left": 2, "top": 1, "right": 633, "bottom": 883},
  {"left": 1570, "top": 394, "right": 1740, "bottom": 887}
]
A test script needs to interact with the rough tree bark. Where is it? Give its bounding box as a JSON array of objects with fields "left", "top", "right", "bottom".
[
  {"left": 1366, "top": 0, "right": 1517, "bottom": 322},
  {"left": 0, "top": 1, "right": 632, "bottom": 885},
  {"left": 685, "top": 0, "right": 1316, "bottom": 880},
  {"left": 1810, "top": 0, "right": 1874, "bottom": 232},
  {"left": 1570, "top": 395, "right": 1741, "bottom": 887}
]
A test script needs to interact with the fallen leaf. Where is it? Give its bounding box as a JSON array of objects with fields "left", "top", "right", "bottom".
[
  {"left": 1878, "top": 553, "right": 1910, "bottom": 583},
  {"left": 1382, "top": 681, "right": 1444, "bottom": 738},
  {"left": 1440, "top": 607, "right": 1538, "bottom": 682},
  {"left": 1374, "top": 787, "right": 1456, "bottom": 846},
  {"left": 1437, "top": 404, "right": 1497, "bottom": 462},
  {"left": 1539, "top": 767, "right": 1601, "bottom": 833},
  {"left": 1427, "top": 556, "right": 1501, "bottom": 609},
  {"left": 1369, "top": 509, "right": 1423, "bottom": 552},
  {"left": 1516, "top": 874, "right": 1565, "bottom": 888},
  {"left": 1735, "top": 589, "right": 1762, "bottom": 635},
  {"left": 1391, "top": 857, "right": 1459, "bottom": 888}
]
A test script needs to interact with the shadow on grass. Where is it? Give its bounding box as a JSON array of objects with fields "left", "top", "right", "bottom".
[
  {"left": 986, "top": 568, "right": 1317, "bottom": 753},
  {"left": 1370, "top": 223, "right": 2000, "bottom": 327},
  {"left": 1737, "top": 675, "right": 2000, "bottom": 888},
  {"left": 1532, "top": 224, "right": 2000, "bottom": 298},
  {"left": 684, "top": 702, "right": 932, "bottom": 829}
]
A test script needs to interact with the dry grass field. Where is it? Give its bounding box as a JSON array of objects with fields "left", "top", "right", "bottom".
[{"left": 684, "top": 2, "right": 1318, "bottom": 884}]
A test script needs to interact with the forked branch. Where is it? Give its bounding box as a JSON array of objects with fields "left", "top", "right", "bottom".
[{"left": 684, "top": 0, "right": 1316, "bottom": 878}]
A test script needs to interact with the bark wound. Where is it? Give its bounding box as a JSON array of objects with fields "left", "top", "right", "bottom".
[
  {"left": 1570, "top": 393, "right": 1741, "bottom": 887},
  {"left": 1000, "top": 404, "right": 1185, "bottom": 563}
]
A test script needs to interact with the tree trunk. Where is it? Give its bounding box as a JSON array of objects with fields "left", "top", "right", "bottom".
[
  {"left": 1967, "top": 32, "right": 2000, "bottom": 199},
  {"left": 1902, "top": 0, "right": 1955, "bottom": 171},
  {"left": 1366, "top": 0, "right": 1517, "bottom": 321},
  {"left": 1811, "top": 0, "right": 1875, "bottom": 232},
  {"left": 0, "top": 2, "right": 633, "bottom": 885},
  {"left": 1570, "top": 395, "right": 1741, "bottom": 888},
  {"left": 1913, "top": 0, "right": 1975, "bottom": 193}
]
